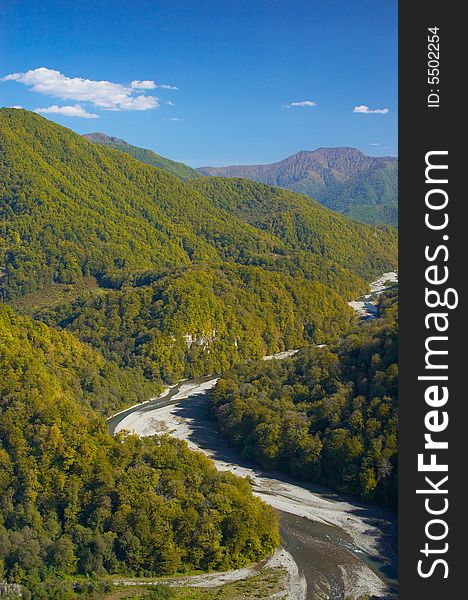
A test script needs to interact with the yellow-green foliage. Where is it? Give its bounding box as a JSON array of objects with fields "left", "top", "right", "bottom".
[
  {"left": 83, "top": 133, "right": 201, "bottom": 181},
  {"left": 0, "top": 304, "right": 280, "bottom": 593},
  {"left": 189, "top": 177, "right": 398, "bottom": 279},
  {"left": 1, "top": 109, "right": 395, "bottom": 303},
  {"left": 37, "top": 263, "right": 356, "bottom": 382},
  {"left": 0, "top": 109, "right": 397, "bottom": 383}
]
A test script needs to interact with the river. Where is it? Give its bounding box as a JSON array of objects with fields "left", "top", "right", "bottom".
[
  {"left": 107, "top": 272, "right": 398, "bottom": 600},
  {"left": 348, "top": 271, "right": 398, "bottom": 319}
]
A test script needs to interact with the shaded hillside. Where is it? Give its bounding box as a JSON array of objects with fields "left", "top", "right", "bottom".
[
  {"left": 189, "top": 177, "right": 398, "bottom": 279},
  {"left": 198, "top": 148, "right": 398, "bottom": 226},
  {"left": 83, "top": 132, "right": 200, "bottom": 180}
]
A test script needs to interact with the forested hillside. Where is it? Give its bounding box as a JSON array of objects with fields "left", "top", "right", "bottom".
[
  {"left": 0, "top": 304, "right": 280, "bottom": 596},
  {"left": 36, "top": 265, "right": 354, "bottom": 382},
  {"left": 320, "top": 161, "right": 397, "bottom": 225},
  {"left": 0, "top": 108, "right": 398, "bottom": 598},
  {"left": 1, "top": 109, "right": 397, "bottom": 382},
  {"left": 210, "top": 291, "right": 398, "bottom": 508},
  {"left": 189, "top": 177, "right": 397, "bottom": 278},
  {"left": 0, "top": 110, "right": 396, "bottom": 301},
  {"left": 83, "top": 132, "right": 200, "bottom": 181}
]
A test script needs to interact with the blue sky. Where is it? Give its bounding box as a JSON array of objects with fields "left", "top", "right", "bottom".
[{"left": 0, "top": 0, "right": 397, "bottom": 166}]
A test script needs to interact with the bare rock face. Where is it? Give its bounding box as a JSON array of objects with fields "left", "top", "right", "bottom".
[
  {"left": 0, "top": 582, "right": 23, "bottom": 597},
  {"left": 83, "top": 132, "right": 131, "bottom": 147}
]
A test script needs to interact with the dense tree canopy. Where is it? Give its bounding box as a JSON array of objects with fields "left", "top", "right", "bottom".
[
  {"left": 189, "top": 177, "right": 398, "bottom": 278},
  {"left": 0, "top": 304, "right": 280, "bottom": 597},
  {"left": 35, "top": 263, "right": 356, "bottom": 383},
  {"left": 196, "top": 148, "right": 398, "bottom": 226},
  {"left": 0, "top": 109, "right": 398, "bottom": 598},
  {"left": 322, "top": 162, "right": 398, "bottom": 226},
  {"left": 210, "top": 291, "right": 398, "bottom": 508},
  {"left": 1, "top": 109, "right": 396, "bottom": 302},
  {"left": 1, "top": 109, "right": 396, "bottom": 384}
]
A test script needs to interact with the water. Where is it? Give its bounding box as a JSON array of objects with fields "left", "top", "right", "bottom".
[
  {"left": 106, "top": 374, "right": 216, "bottom": 435},
  {"left": 280, "top": 512, "right": 397, "bottom": 599},
  {"left": 348, "top": 271, "right": 398, "bottom": 320},
  {"left": 108, "top": 382, "right": 397, "bottom": 599}
]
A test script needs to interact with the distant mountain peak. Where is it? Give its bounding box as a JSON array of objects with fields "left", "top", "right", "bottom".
[{"left": 197, "top": 147, "right": 398, "bottom": 226}]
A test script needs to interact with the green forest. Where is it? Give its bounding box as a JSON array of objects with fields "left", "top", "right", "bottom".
[
  {"left": 210, "top": 291, "right": 398, "bottom": 508},
  {"left": 197, "top": 148, "right": 398, "bottom": 226},
  {"left": 0, "top": 304, "right": 279, "bottom": 597},
  {"left": 307, "top": 162, "right": 398, "bottom": 226},
  {"left": 35, "top": 264, "right": 355, "bottom": 382},
  {"left": 0, "top": 109, "right": 397, "bottom": 383},
  {"left": 188, "top": 177, "right": 397, "bottom": 277},
  {"left": 0, "top": 110, "right": 396, "bottom": 303}
]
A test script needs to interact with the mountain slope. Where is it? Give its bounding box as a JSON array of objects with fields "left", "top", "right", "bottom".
[
  {"left": 37, "top": 264, "right": 356, "bottom": 382},
  {"left": 0, "top": 108, "right": 397, "bottom": 381},
  {"left": 189, "top": 177, "right": 397, "bottom": 280},
  {"left": 198, "top": 148, "right": 398, "bottom": 226},
  {"left": 83, "top": 132, "right": 200, "bottom": 180},
  {"left": 0, "top": 303, "right": 280, "bottom": 594}
]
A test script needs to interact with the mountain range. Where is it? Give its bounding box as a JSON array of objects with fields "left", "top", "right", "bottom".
[
  {"left": 82, "top": 134, "right": 398, "bottom": 226},
  {"left": 198, "top": 148, "right": 398, "bottom": 226}
]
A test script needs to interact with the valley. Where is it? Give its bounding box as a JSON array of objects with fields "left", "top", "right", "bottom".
[
  {"left": 348, "top": 272, "right": 398, "bottom": 319},
  {"left": 109, "top": 378, "right": 396, "bottom": 599},
  {"left": 107, "top": 275, "right": 398, "bottom": 600},
  {"left": 0, "top": 109, "right": 398, "bottom": 599}
]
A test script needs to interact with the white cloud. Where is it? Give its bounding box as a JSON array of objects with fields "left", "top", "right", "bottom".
[
  {"left": 353, "top": 105, "right": 389, "bottom": 114},
  {"left": 34, "top": 104, "right": 99, "bottom": 118},
  {"left": 131, "top": 79, "right": 157, "bottom": 90},
  {"left": 2, "top": 67, "right": 159, "bottom": 111},
  {"left": 10, "top": 105, "right": 24, "bottom": 109},
  {"left": 285, "top": 100, "right": 317, "bottom": 108},
  {"left": 166, "top": 100, "right": 176, "bottom": 106},
  {"left": 170, "top": 117, "right": 182, "bottom": 121},
  {"left": 131, "top": 80, "right": 178, "bottom": 90},
  {"left": 369, "top": 141, "right": 391, "bottom": 151}
]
